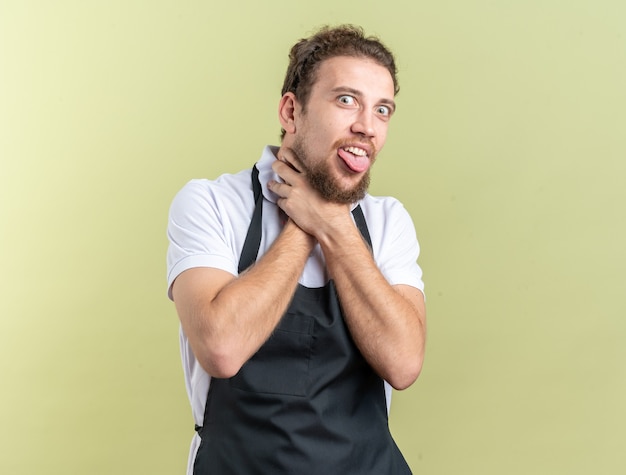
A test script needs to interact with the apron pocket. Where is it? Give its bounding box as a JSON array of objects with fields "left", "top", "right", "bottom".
[{"left": 230, "top": 312, "right": 314, "bottom": 397}]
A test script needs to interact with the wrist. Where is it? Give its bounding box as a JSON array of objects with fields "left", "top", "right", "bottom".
[
  {"left": 317, "top": 216, "right": 369, "bottom": 260},
  {"left": 283, "top": 219, "right": 316, "bottom": 250}
]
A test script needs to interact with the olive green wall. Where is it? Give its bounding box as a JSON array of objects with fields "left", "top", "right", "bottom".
[{"left": 1, "top": 0, "right": 625, "bottom": 473}]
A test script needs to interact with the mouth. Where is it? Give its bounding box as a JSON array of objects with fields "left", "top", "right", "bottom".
[{"left": 337, "top": 145, "right": 371, "bottom": 173}]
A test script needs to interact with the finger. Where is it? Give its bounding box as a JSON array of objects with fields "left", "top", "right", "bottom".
[
  {"left": 278, "top": 147, "right": 303, "bottom": 173},
  {"left": 267, "top": 179, "right": 290, "bottom": 197},
  {"left": 272, "top": 159, "right": 299, "bottom": 185}
]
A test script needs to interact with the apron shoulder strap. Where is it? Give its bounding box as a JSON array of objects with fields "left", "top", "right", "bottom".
[
  {"left": 351, "top": 204, "right": 373, "bottom": 250},
  {"left": 238, "top": 165, "right": 263, "bottom": 274}
]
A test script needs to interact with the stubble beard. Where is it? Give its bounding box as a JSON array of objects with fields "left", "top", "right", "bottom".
[{"left": 292, "top": 138, "right": 372, "bottom": 204}]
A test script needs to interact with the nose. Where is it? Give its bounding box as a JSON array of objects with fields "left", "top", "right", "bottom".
[{"left": 351, "top": 110, "right": 375, "bottom": 138}]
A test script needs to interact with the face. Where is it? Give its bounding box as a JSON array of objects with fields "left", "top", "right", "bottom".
[{"left": 286, "top": 56, "right": 396, "bottom": 204}]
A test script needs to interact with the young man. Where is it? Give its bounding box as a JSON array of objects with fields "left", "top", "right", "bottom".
[{"left": 167, "top": 25, "right": 426, "bottom": 474}]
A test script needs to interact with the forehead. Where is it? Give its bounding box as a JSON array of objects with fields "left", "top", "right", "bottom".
[{"left": 311, "top": 56, "right": 395, "bottom": 99}]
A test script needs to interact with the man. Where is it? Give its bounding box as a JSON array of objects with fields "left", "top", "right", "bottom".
[{"left": 167, "top": 24, "right": 426, "bottom": 474}]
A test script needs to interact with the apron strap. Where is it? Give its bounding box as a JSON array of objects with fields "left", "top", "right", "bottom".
[
  {"left": 238, "top": 165, "right": 263, "bottom": 274},
  {"left": 351, "top": 204, "right": 373, "bottom": 249}
]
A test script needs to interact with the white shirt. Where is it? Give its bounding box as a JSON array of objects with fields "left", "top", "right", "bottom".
[{"left": 166, "top": 145, "right": 424, "bottom": 473}]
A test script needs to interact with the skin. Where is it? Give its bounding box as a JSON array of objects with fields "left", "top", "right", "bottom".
[{"left": 173, "top": 55, "right": 426, "bottom": 390}]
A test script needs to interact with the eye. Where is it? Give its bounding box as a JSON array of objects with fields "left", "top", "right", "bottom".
[
  {"left": 338, "top": 95, "right": 355, "bottom": 105},
  {"left": 376, "top": 105, "right": 391, "bottom": 117}
]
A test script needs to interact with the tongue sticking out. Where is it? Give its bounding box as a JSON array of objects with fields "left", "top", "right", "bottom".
[{"left": 337, "top": 148, "right": 370, "bottom": 173}]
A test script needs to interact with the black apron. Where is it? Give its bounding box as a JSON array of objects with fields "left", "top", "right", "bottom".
[{"left": 193, "top": 166, "right": 412, "bottom": 474}]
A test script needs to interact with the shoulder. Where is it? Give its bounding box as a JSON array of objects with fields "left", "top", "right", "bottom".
[
  {"left": 172, "top": 169, "right": 252, "bottom": 204},
  {"left": 357, "top": 193, "right": 420, "bottom": 253},
  {"left": 358, "top": 193, "right": 421, "bottom": 260},
  {"left": 358, "top": 194, "right": 415, "bottom": 228},
  {"left": 359, "top": 194, "right": 424, "bottom": 292},
  {"left": 169, "top": 169, "right": 253, "bottom": 221}
]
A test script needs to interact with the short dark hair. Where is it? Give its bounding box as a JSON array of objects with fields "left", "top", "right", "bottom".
[{"left": 280, "top": 25, "right": 399, "bottom": 139}]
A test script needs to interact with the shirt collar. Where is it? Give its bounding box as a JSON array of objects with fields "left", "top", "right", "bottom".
[{"left": 256, "top": 145, "right": 282, "bottom": 204}]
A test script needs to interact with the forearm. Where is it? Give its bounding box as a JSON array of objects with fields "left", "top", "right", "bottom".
[
  {"left": 175, "top": 220, "right": 315, "bottom": 378},
  {"left": 319, "top": 222, "right": 426, "bottom": 390}
]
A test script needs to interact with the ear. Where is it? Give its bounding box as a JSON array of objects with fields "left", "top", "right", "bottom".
[{"left": 278, "top": 92, "right": 299, "bottom": 135}]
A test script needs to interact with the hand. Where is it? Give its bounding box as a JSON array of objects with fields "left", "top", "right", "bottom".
[{"left": 267, "top": 148, "right": 351, "bottom": 240}]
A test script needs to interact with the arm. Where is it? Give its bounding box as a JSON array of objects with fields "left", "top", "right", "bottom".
[
  {"left": 317, "top": 221, "right": 426, "bottom": 390},
  {"left": 172, "top": 219, "right": 315, "bottom": 378},
  {"left": 268, "top": 151, "right": 426, "bottom": 390}
]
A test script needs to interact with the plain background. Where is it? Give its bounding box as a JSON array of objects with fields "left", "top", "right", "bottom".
[{"left": 1, "top": 0, "right": 625, "bottom": 473}]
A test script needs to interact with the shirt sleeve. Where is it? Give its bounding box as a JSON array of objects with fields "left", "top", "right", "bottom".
[
  {"left": 375, "top": 199, "right": 425, "bottom": 296},
  {"left": 166, "top": 180, "right": 239, "bottom": 300}
]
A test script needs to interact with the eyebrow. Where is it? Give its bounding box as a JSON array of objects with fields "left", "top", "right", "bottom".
[{"left": 331, "top": 86, "right": 397, "bottom": 112}]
